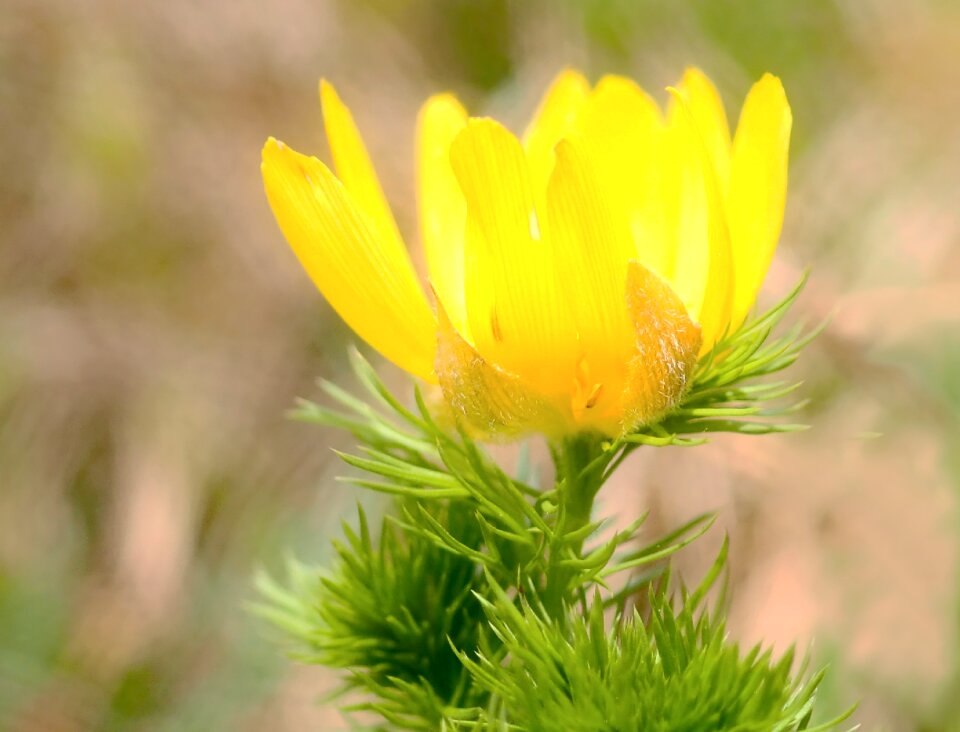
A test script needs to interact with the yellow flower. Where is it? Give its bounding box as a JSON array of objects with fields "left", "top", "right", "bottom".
[{"left": 261, "top": 70, "right": 791, "bottom": 438}]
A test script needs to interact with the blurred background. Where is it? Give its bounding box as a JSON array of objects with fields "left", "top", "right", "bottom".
[{"left": 2, "top": 0, "right": 959, "bottom": 729}]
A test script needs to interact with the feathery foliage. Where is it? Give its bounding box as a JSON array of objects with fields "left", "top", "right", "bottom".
[
  {"left": 255, "top": 285, "right": 852, "bottom": 730},
  {"left": 458, "top": 548, "right": 853, "bottom": 732},
  {"left": 256, "top": 500, "right": 489, "bottom": 729}
]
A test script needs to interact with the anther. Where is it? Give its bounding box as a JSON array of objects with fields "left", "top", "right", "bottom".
[
  {"left": 584, "top": 383, "right": 604, "bottom": 409},
  {"left": 490, "top": 310, "right": 504, "bottom": 342}
]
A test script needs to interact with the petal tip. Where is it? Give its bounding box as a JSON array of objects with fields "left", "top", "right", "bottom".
[
  {"left": 744, "top": 73, "right": 792, "bottom": 130},
  {"left": 261, "top": 137, "right": 296, "bottom": 175},
  {"left": 318, "top": 77, "right": 337, "bottom": 101},
  {"left": 262, "top": 136, "right": 284, "bottom": 157},
  {"left": 553, "top": 67, "right": 591, "bottom": 90},
  {"left": 421, "top": 92, "right": 466, "bottom": 115},
  {"left": 758, "top": 71, "right": 783, "bottom": 86},
  {"left": 319, "top": 79, "right": 350, "bottom": 125},
  {"left": 594, "top": 73, "right": 641, "bottom": 95},
  {"left": 681, "top": 66, "right": 708, "bottom": 84},
  {"left": 752, "top": 72, "right": 789, "bottom": 104},
  {"left": 452, "top": 116, "right": 516, "bottom": 155}
]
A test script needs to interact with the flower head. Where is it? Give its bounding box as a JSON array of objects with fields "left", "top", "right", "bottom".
[{"left": 262, "top": 70, "right": 791, "bottom": 438}]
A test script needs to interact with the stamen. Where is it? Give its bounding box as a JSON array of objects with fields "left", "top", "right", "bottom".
[
  {"left": 572, "top": 357, "right": 604, "bottom": 419},
  {"left": 584, "top": 383, "right": 603, "bottom": 409},
  {"left": 490, "top": 310, "right": 504, "bottom": 342}
]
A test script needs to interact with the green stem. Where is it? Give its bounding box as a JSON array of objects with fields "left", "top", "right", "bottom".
[{"left": 542, "top": 434, "right": 607, "bottom": 621}]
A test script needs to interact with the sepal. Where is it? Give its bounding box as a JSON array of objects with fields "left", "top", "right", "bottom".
[
  {"left": 620, "top": 260, "right": 702, "bottom": 432},
  {"left": 625, "top": 274, "right": 820, "bottom": 446},
  {"left": 434, "top": 296, "right": 564, "bottom": 439}
]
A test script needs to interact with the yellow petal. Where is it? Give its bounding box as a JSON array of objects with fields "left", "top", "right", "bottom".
[
  {"left": 664, "top": 87, "right": 734, "bottom": 351},
  {"left": 545, "top": 138, "right": 635, "bottom": 421},
  {"left": 450, "top": 119, "right": 577, "bottom": 393},
  {"left": 621, "top": 261, "right": 702, "bottom": 432},
  {"left": 728, "top": 73, "right": 792, "bottom": 329},
  {"left": 522, "top": 69, "right": 591, "bottom": 203},
  {"left": 435, "top": 296, "right": 562, "bottom": 438},
  {"left": 261, "top": 138, "right": 437, "bottom": 381},
  {"left": 579, "top": 75, "right": 671, "bottom": 279},
  {"left": 416, "top": 94, "right": 469, "bottom": 336},
  {"left": 677, "top": 68, "right": 731, "bottom": 188},
  {"left": 319, "top": 80, "right": 406, "bottom": 253}
]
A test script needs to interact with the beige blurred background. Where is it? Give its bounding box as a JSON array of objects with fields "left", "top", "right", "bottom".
[{"left": 2, "top": 0, "right": 959, "bottom": 729}]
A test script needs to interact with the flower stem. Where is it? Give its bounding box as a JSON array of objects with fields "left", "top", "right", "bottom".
[{"left": 542, "top": 434, "right": 606, "bottom": 621}]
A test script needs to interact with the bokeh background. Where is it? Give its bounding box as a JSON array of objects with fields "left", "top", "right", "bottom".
[{"left": 2, "top": 0, "right": 960, "bottom": 729}]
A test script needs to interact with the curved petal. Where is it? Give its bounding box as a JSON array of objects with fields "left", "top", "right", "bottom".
[
  {"left": 677, "top": 68, "right": 731, "bottom": 188},
  {"left": 579, "top": 75, "right": 670, "bottom": 278},
  {"left": 545, "top": 139, "right": 635, "bottom": 422},
  {"left": 621, "top": 261, "right": 702, "bottom": 432},
  {"left": 664, "top": 87, "right": 734, "bottom": 351},
  {"left": 416, "top": 94, "right": 469, "bottom": 336},
  {"left": 450, "top": 118, "right": 578, "bottom": 393},
  {"left": 262, "top": 138, "right": 437, "bottom": 381},
  {"left": 435, "top": 296, "right": 563, "bottom": 438},
  {"left": 523, "top": 69, "right": 591, "bottom": 204},
  {"left": 319, "top": 80, "right": 406, "bottom": 254},
  {"left": 728, "top": 74, "right": 792, "bottom": 329}
]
